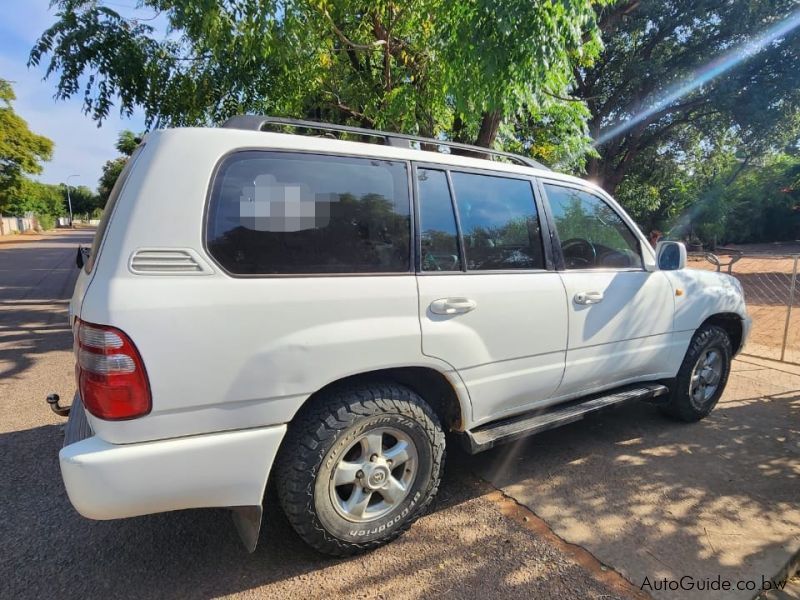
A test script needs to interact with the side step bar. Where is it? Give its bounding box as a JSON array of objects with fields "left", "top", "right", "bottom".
[{"left": 462, "top": 383, "right": 670, "bottom": 454}]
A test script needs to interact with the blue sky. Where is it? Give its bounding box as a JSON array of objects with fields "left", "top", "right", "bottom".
[{"left": 0, "top": 1, "right": 152, "bottom": 191}]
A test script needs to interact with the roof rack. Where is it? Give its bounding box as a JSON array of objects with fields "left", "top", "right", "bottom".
[{"left": 221, "top": 115, "right": 550, "bottom": 170}]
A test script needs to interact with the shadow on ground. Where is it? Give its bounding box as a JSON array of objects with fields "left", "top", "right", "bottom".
[
  {"left": 0, "top": 423, "right": 631, "bottom": 600},
  {"left": 472, "top": 391, "right": 800, "bottom": 598},
  {"left": 2, "top": 390, "right": 797, "bottom": 599}
]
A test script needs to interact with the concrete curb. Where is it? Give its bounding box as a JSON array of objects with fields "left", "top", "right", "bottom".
[
  {"left": 0, "top": 233, "right": 48, "bottom": 246},
  {"left": 755, "top": 547, "right": 800, "bottom": 600},
  {"left": 480, "top": 482, "right": 651, "bottom": 599}
]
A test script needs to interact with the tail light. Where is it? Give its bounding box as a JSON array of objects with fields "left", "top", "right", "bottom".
[{"left": 74, "top": 319, "right": 151, "bottom": 420}]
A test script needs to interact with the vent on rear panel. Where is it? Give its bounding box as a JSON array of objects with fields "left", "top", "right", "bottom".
[{"left": 129, "top": 249, "right": 211, "bottom": 275}]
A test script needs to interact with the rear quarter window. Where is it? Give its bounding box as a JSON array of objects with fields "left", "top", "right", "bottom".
[{"left": 205, "top": 152, "right": 411, "bottom": 275}]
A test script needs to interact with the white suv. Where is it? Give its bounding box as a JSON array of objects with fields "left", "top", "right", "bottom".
[{"left": 54, "top": 116, "right": 750, "bottom": 556}]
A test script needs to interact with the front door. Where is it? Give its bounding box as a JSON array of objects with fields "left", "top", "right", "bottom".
[
  {"left": 415, "top": 166, "right": 568, "bottom": 425},
  {"left": 540, "top": 181, "right": 675, "bottom": 398}
]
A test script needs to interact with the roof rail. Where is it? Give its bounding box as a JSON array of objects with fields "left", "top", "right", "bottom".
[{"left": 221, "top": 115, "right": 550, "bottom": 170}]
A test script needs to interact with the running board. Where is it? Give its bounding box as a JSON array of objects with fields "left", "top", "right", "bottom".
[{"left": 462, "top": 383, "right": 670, "bottom": 454}]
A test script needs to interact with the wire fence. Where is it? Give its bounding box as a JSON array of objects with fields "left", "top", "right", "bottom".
[{"left": 687, "top": 252, "right": 800, "bottom": 365}]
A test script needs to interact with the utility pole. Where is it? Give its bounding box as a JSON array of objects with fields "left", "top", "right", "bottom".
[{"left": 66, "top": 174, "right": 80, "bottom": 227}]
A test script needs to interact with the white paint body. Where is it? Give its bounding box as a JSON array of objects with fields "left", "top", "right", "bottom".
[{"left": 60, "top": 127, "right": 749, "bottom": 522}]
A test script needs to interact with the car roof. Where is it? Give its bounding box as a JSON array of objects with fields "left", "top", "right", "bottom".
[{"left": 145, "top": 126, "right": 595, "bottom": 192}]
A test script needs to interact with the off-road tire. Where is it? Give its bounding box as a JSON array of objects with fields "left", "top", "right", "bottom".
[
  {"left": 274, "top": 383, "right": 445, "bottom": 556},
  {"left": 661, "top": 324, "right": 732, "bottom": 422}
]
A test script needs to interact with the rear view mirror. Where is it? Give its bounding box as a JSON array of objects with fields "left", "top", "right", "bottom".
[{"left": 656, "top": 241, "right": 687, "bottom": 271}]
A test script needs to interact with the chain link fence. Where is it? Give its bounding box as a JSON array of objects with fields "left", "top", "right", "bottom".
[{"left": 687, "top": 252, "right": 800, "bottom": 365}]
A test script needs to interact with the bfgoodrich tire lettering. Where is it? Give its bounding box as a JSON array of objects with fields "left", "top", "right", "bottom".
[
  {"left": 274, "top": 383, "right": 445, "bottom": 556},
  {"left": 661, "top": 324, "right": 732, "bottom": 422}
]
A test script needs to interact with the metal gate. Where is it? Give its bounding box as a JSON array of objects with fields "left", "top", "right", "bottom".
[{"left": 688, "top": 253, "right": 800, "bottom": 365}]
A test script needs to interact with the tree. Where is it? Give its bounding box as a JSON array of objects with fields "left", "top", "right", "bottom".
[
  {"left": 0, "top": 79, "right": 54, "bottom": 208},
  {"left": 115, "top": 129, "right": 141, "bottom": 155},
  {"left": 1, "top": 178, "right": 64, "bottom": 229},
  {"left": 63, "top": 184, "right": 100, "bottom": 216},
  {"left": 576, "top": 0, "right": 800, "bottom": 194},
  {"left": 98, "top": 129, "right": 140, "bottom": 205},
  {"left": 29, "top": 0, "right": 606, "bottom": 163},
  {"left": 614, "top": 120, "right": 800, "bottom": 244}
]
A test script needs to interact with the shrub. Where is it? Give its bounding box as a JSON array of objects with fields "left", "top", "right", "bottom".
[{"left": 37, "top": 213, "right": 55, "bottom": 231}]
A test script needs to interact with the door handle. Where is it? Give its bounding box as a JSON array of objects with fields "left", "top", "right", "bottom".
[
  {"left": 430, "top": 297, "right": 477, "bottom": 315},
  {"left": 574, "top": 291, "right": 604, "bottom": 305}
]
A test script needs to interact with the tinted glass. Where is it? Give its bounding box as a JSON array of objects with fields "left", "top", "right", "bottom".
[
  {"left": 206, "top": 152, "right": 411, "bottom": 274},
  {"left": 418, "top": 169, "right": 461, "bottom": 271},
  {"left": 544, "top": 184, "right": 643, "bottom": 270},
  {"left": 450, "top": 172, "right": 544, "bottom": 270}
]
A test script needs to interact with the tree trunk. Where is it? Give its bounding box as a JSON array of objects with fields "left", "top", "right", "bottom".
[
  {"left": 604, "top": 144, "right": 641, "bottom": 195},
  {"left": 452, "top": 115, "right": 468, "bottom": 143},
  {"left": 475, "top": 110, "right": 502, "bottom": 147}
]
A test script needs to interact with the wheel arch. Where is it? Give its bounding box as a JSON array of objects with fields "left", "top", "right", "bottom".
[
  {"left": 293, "top": 366, "right": 468, "bottom": 433},
  {"left": 700, "top": 313, "right": 744, "bottom": 354}
]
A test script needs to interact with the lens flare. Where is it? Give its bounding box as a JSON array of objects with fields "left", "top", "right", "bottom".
[{"left": 595, "top": 10, "right": 800, "bottom": 147}]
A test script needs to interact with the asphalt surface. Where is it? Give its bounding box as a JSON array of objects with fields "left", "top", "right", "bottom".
[{"left": 1, "top": 230, "right": 797, "bottom": 600}]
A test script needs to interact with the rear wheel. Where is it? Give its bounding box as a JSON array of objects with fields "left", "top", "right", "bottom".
[
  {"left": 661, "top": 324, "right": 732, "bottom": 422},
  {"left": 274, "top": 383, "right": 445, "bottom": 556}
]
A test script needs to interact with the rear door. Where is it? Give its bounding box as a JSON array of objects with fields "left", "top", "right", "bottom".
[
  {"left": 415, "top": 165, "right": 568, "bottom": 425},
  {"left": 539, "top": 181, "right": 675, "bottom": 397}
]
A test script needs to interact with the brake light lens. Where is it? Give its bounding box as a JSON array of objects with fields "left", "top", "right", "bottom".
[{"left": 75, "top": 319, "right": 151, "bottom": 420}]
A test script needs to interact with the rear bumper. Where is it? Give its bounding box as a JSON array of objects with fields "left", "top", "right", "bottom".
[{"left": 60, "top": 424, "right": 286, "bottom": 520}]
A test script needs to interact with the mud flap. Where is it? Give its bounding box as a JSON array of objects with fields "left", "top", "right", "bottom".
[{"left": 231, "top": 505, "right": 263, "bottom": 553}]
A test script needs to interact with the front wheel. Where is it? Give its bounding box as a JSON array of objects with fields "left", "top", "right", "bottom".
[
  {"left": 661, "top": 324, "right": 732, "bottom": 422},
  {"left": 274, "top": 383, "right": 445, "bottom": 556}
]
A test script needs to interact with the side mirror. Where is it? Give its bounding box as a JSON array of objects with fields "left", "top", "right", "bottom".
[
  {"left": 75, "top": 246, "right": 90, "bottom": 269},
  {"left": 656, "top": 241, "right": 687, "bottom": 271}
]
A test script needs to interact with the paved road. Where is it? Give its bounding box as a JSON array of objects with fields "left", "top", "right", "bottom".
[{"left": 1, "top": 230, "right": 797, "bottom": 600}]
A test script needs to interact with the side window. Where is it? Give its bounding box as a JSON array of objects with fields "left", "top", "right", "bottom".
[
  {"left": 206, "top": 152, "right": 411, "bottom": 274},
  {"left": 543, "top": 184, "right": 643, "bottom": 270},
  {"left": 417, "top": 169, "right": 462, "bottom": 271},
  {"left": 450, "top": 172, "right": 544, "bottom": 271}
]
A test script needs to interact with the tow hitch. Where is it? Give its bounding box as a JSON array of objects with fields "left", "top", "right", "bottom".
[{"left": 46, "top": 393, "right": 71, "bottom": 417}]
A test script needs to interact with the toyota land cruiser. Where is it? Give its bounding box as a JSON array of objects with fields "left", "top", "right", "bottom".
[{"left": 53, "top": 116, "right": 750, "bottom": 556}]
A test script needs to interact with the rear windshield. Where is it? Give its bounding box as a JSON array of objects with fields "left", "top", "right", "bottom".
[
  {"left": 85, "top": 145, "right": 144, "bottom": 273},
  {"left": 205, "top": 152, "right": 411, "bottom": 275}
]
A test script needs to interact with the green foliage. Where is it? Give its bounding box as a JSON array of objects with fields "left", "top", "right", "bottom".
[
  {"left": 0, "top": 79, "right": 54, "bottom": 206},
  {"left": 37, "top": 212, "right": 56, "bottom": 230},
  {"left": 115, "top": 130, "right": 141, "bottom": 156},
  {"left": 722, "top": 153, "right": 800, "bottom": 243},
  {"left": 98, "top": 157, "right": 126, "bottom": 205},
  {"left": 98, "top": 129, "right": 141, "bottom": 205},
  {"left": 27, "top": 0, "right": 800, "bottom": 243},
  {"left": 30, "top": 0, "right": 607, "bottom": 163},
  {"left": 617, "top": 135, "right": 800, "bottom": 244},
  {"left": 65, "top": 184, "right": 101, "bottom": 215},
  {"left": 579, "top": 0, "right": 800, "bottom": 193},
  {"left": 2, "top": 178, "right": 64, "bottom": 224},
  {"left": 1, "top": 173, "right": 101, "bottom": 228},
  {"left": 580, "top": 0, "right": 800, "bottom": 243}
]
